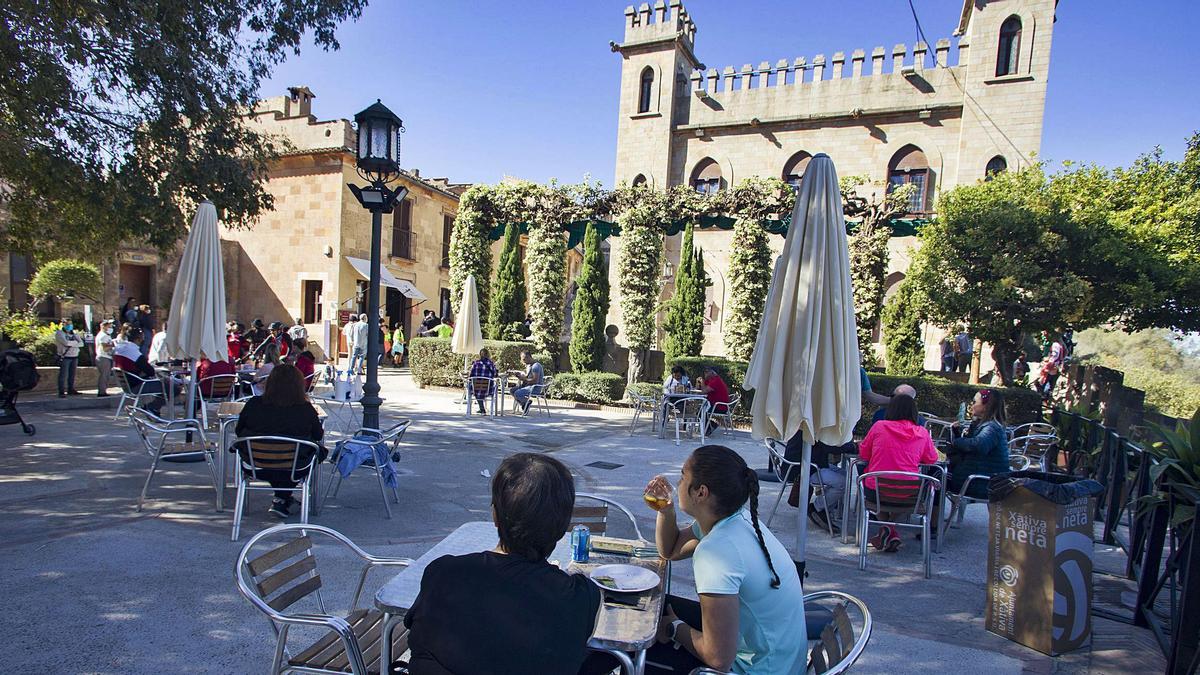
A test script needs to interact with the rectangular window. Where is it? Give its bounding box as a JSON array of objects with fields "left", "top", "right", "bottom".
[
  {"left": 391, "top": 199, "right": 413, "bottom": 259},
  {"left": 301, "top": 280, "right": 323, "bottom": 324},
  {"left": 441, "top": 215, "right": 454, "bottom": 269},
  {"left": 888, "top": 170, "right": 930, "bottom": 214}
]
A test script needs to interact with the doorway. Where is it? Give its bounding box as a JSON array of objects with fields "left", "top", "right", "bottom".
[
  {"left": 118, "top": 263, "right": 154, "bottom": 316},
  {"left": 385, "top": 287, "right": 412, "bottom": 365}
]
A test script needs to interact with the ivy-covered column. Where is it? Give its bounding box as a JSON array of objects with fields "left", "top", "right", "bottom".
[
  {"left": 448, "top": 185, "right": 494, "bottom": 321},
  {"left": 616, "top": 189, "right": 665, "bottom": 384}
]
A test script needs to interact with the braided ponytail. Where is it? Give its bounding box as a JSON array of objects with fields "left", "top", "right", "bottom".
[{"left": 745, "top": 467, "right": 781, "bottom": 589}]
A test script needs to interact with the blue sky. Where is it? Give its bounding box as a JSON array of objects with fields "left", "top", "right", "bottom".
[{"left": 260, "top": 1, "right": 1200, "bottom": 186}]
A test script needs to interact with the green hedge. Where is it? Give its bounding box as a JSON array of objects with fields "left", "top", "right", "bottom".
[
  {"left": 409, "top": 337, "right": 531, "bottom": 387},
  {"left": 548, "top": 371, "right": 625, "bottom": 404},
  {"left": 857, "top": 373, "right": 1042, "bottom": 435},
  {"left": 626, "top": 382, "right": 662, "bottom": 400}
]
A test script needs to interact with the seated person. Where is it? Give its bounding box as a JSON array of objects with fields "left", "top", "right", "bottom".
[
  {"left": 112, "top": 328, "right": 166, "bottom": 415},
  {"left": 292, "top": 340, "right": 316, "bottom": 388},
  {"left": 602, "top": 445, "right": 806, "bottom": 674},
  {"left": 466, "top": 348, "right": 498, "bottom": 414},
  {"left": 858, "top": 393, "right": 939, "bottom": 552},
  {"left": 196, "top": 356, "right": 236, "bottom": 397},
  {"left": 251, "top": 341, "right": 282, "bottom": 397},
  {"left": 510, "top": 350, "right": 543, "bottom": 415},
  {"left": 869, "top": 384, "right": 925, "bottom": 425},
  {"left": 946, "top": 389, "right": 1009, "bottom": 501},
  {"left": 404, "top": 453, "right": 601, "bottom": 674},
  {"left": 662, "top": 365, "right": 690, "bottom": 394},
  {"left": 233, "top": 364, "right": 325, "bottom": 519},
  {"left": 698, "top": 367, "right": 731, "bottom": 435},
  {"left": 434, "top": 321, "right": 454, "bottom": 339}
]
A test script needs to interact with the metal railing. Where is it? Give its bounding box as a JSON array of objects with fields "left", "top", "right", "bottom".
[{"left": 1050, "top": 409, "right": 1199, "bottom": 673}]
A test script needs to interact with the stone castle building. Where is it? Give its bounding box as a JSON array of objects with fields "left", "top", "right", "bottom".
[{"left": 607, "top": 0, "right": 1055, "bottom": 370}]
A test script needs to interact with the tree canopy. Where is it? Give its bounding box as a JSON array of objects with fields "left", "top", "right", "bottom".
[
  {"left": 569, "top": 222, "right": 609, "bottom": 372},
  {"left": 0, "top": 0, "right": 367, "bottom": 259}
]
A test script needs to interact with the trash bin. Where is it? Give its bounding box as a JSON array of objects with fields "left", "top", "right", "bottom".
[{"left": 984, "top": 470, "right": 1104, "bottom": 656}]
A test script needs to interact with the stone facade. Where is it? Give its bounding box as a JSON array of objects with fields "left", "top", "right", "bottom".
[{"left": 608, "top": 0, "right": 1055, "bottom": 372}]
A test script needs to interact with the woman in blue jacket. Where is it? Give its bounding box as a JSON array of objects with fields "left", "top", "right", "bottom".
[{"left": 948, "top": 389, "right": 1010, "bottom": 499}]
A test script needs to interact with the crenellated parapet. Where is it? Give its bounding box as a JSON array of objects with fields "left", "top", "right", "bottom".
[
  {"left": 688, "top": 37, "right": 961, "bottom": 96},
  {"left": 624, "top": 0, "right": 696, "bottom": 47}
]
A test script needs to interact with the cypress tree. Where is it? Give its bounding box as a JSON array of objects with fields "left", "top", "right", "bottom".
[
  {"left": 724, "top": 217, "right": 772, "bottom": 361},
  {"left": 486, "top": 222, "right": 526, "bottom": 339},
  {"left": 882, "top": 278, "right": 926, "bottom": 376},
  {"left": 663, "top": 223, "right": 706, "bottom": 361},
  {"left": 570, "top": 222, "right": 609, "bottom": 372}
]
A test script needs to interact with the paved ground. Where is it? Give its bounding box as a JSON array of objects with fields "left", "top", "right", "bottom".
[{"left": 0, "top": 369, "right": 1159, "bottom": 673}]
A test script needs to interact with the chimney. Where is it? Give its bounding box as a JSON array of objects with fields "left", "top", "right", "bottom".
[{"left": 286, "top": 86, "right": 315, "bottom": 118}]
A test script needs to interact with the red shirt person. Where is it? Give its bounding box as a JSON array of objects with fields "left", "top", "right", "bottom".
[
  {"left": 699, "top": 367, "right": 731, "bottom": 407},
  {"left": 197, "top": 357, "right": 236, "bottom": 396}
]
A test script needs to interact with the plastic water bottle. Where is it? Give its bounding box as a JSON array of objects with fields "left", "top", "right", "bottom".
[
  {"left": 957, "top": 401, "right": 967, "bottom": 424},
  {"left": 571, "top": 525, "right": 590, "bottom": 563}
]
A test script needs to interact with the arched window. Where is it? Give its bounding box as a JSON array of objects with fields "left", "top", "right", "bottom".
[
  {"left": 887, "top": 145, "right": 932, "bottom": 213},
  {"left": 631, "top": 174, "right": 648, "bottom": 188},
  {"left": 638, "top": 67, "right": 654, "bottom": 114},
  {"left": 781, "top": 152, "right": 813, "bottom": 191},
  {"left": 996, "top": 16, "right": 1022, "bottom": 77},
  {"left": 690, "top": 158, "right": 722, "bottom": 195},
  {"left": 985, "top": 155, "right": 1008, "bottom": 180}
]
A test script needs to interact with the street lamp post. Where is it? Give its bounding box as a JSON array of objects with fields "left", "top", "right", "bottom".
[{"left": 348, "top": 100, "right": 407, "bottom": 430}]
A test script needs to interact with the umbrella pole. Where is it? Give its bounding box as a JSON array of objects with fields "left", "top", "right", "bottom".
[{"left": 795, "top": 438, "right": 812, "bottom": 580}]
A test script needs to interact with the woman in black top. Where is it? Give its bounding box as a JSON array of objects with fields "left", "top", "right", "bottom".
[
  {"left": 234, "top": 364, "right": 325, "bottom": 519},
  {"left": 403, "top": 453, "right": 601, "bottom": 674}
]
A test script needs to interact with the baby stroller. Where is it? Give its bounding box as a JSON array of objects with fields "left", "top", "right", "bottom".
[{"left": 0, "top": 349, "right": 39, "bottom": 435}]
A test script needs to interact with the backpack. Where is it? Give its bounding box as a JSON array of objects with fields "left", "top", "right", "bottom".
[{"left": 0, "top": 350, "right": 40, "bottom": 391}]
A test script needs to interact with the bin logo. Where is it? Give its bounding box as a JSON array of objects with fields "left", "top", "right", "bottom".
[
  {"left": 999, "top": 564, "right": 1019, "bottom": 587},
  {"left": 1053, "top": 530, "right": 1093, "bottom": 650}
]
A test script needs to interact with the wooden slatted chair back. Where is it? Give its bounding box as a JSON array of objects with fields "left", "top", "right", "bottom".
[
  {"left": 468, "top": 376, "right": 493, "bottom": 397},
  {"left": 809, "top": 603, "right": 856, "bottom": 673},
  {"left": 114, "top": 368, "right": 135, "bottom": 395},
  {"left": 245, "top": 535, "right": 322, "bottom": 613},
  {"left": 571, "top": 505, "right": 608, "bottom": 535},
  {"left": 245, "top": 439, "right": 300, "bottom": 470},
  {"left": 203, "top": 375, "right": 236, "bottom": 399}
]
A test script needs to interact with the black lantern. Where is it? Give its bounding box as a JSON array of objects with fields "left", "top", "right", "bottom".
[
  {"left": 347, "top": 100, "right": 409, "bottom": 430},
  {"left": 353, "top": 99, "right": 404, "bottom": 184}
]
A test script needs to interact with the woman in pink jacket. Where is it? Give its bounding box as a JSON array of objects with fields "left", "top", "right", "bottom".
[{"left": 859, "top": 393, "right": 938, "bottom": 552}]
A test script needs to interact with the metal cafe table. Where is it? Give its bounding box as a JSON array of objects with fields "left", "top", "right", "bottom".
[{"left": 375, "top": 521, "right": 667, "bottom": 674}]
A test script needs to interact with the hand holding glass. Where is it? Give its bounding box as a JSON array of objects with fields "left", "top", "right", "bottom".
[{"left": 643, "top": 474, "right": 674, "bottom": 512}]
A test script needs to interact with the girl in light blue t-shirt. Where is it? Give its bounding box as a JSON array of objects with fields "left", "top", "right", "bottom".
[{"left": 643, "top": 445, "right": 806, "bottom": 674}]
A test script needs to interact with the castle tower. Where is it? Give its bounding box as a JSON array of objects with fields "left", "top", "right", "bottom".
[
  {"left": 612, "top": 1, "right": 702, "bottom": 188},
  {"left": 952, "top": 0, "right": 1056, "bottom": 182}
]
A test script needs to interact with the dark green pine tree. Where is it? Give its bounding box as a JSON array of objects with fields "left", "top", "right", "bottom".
[
  {"left": 688, "top": 247, "right": 711, "bottom": 355},
  {"left": 569, "top": 222, "right": 610, "bottom": 372},
  {"left": 486, "top": 222, "right": 526, "bottom": 339},
  {"left": 663, "top": 222, "right": 703, "bottom": 362}
]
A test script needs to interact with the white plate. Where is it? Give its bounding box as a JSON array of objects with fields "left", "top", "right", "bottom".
[{"left": 588, "top": 564, "right": 659, "bottom": 593}]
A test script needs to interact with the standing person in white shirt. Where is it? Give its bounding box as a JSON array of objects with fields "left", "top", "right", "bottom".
[
  {"left": 343, "top": 314, "right": 358, "bottom": 372},
  {"left": 350, "top": 313, "right": 370, "bottom": 375},
  {"left": 94, "top": 319, "right": 116, "bottom": 397},
  {"left": 288, "top": 317, "right": 308, "bottom": 346},
  {"left": 148, "top": 320, "right": 171, "bottom": 364}
]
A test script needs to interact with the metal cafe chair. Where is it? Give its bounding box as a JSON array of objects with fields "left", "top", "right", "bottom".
[
  {"left": 626, "top": 388, "right": 662, "bottom": 435},
  {"left": 235, "top": 523, "right": 414, "bottom": 675},
  {"left": 691, "top": 590, "right": 873, "bottom": 675},
  {"left": 762, "top": 438, "right": 835, "bottom": 535},
  {"left": 323, "top": 420, "right": 411, "bottom": 519},
  {"left": 572, "top": 493, "right": 647, "bottom": 542},
  {"left": 196, "top": 374, "right": 238, "bottom": 429},
  {"left": 708, "top": 394, "right": 741, "bottom": 434},
  {"left": 941, "top": 473, "right": 993, "bottom": 543},
  {"left": 528, "top": 376, "right": 554, "bottom": 417},
  {"left": 132, "top": 410, "right": 219, "bottom": 512},
  {"left": 464, "top": 375, "right": 498, "bottom": 416},
  {"left": 113, "top": 368, "right": 167, "bottom": 424},
  {"left": 1008, "top": 421, "right": 1056, "bottom": 441},
  {"left": 230, "top": 435, "right": 322, "bottom": 541},
  {"left": 1009, "top": 433, "right": 1057, "bottom": 471},
  {"left": 856, "top": 470, "right": 940, "bottom": 579}
]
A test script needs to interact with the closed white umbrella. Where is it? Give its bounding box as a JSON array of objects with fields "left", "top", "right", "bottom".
[
  {"left": 742, "top": 154, "right": 862, "bottom": 567},
  {"left": 164, "top": 201, "right": 228, "bottom": 420},
  {"left": 452, "top": 274, "right": 485, "bottom": 356}
]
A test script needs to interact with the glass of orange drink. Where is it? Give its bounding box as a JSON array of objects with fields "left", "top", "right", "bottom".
[{"left": 643, "top": 474, "right": 674, "bottom": 511}]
